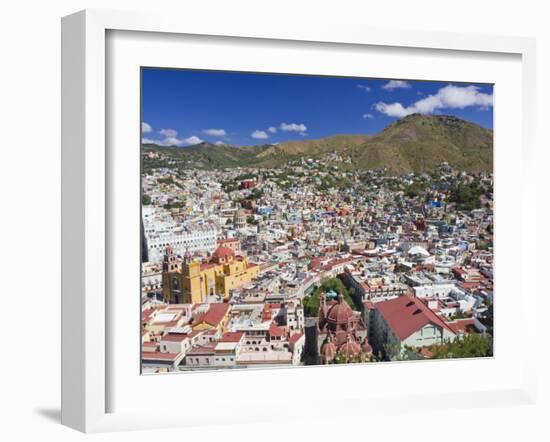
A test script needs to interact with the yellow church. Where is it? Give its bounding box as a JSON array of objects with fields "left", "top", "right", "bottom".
[{"left": 162, "top": 245, "right": 260, "bottom": 304}]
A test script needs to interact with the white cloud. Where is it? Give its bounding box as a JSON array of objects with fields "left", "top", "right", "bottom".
[
  {"left": 375, "top": 85, "right": 493, "bottom": 118},
  {"left": 215, "top": 141, "right": 225, "bottom": 146},
  {"left": 183, "top": 136, "right": 203, "bottom": 145},
  {"left": 362, "top": 113, "right": 374, "bottom": 119},
  {"left": 280, "top": 122, "right": 307, "bottom": 133},
  {"left": 267, "top": 126, "right": 277, "bottom": 133},
  {"left": 251, "top": 130, "right": 269, "bottom": 140},
  {"left": 161, "top": 137, "right": 184, "bottom": 146},
  {"left": 152, "top": 128, "right": 203, "bottom": 146},
  {"left": 141, "top": 137, "right": 155, "bottom": 144},
  {"left": 202, "top": 128, "right": 226, "bottom": 137},
  {"left": 374, "top": 102, "right": 411, "bottom": 118},
  {"left": 357, "top": 84, "right": 371, "bottom": 92},
  {"left": 159, "top": 128, "right": 178, "bottom": 138},
  {"left": 382, "top": 80, "right": 411, "bottom": 91},
  {"left": 142, "top": 122, "right": 152, "bottom": 133}
]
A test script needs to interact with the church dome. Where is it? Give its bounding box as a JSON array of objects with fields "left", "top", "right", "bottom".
[
  {"left": 326, "top": 295, "right": 353, "bottom": 325},
  {"left": 338, "top": 336, "right": 361, "bottom": 360},
  {"left": 234, "top": 208, "right": 247, "bottom": 228},
  {"left": 361, "top": 339, "right": 373, "bottom": 354},
  {"left": 320, "top": 337, "right": 337, "bottom": 363},
  {"left": 213, "top": 245, "right": 234, "bottom": 259}
]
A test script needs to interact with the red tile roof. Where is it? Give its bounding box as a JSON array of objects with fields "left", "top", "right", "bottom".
[
  {"left": 419, "top": 347, "right": 434, "bottom": 358},
  {"left": 376, "top": 296, "right": 455, "bottom": 341},
  {"left": 218, "top": 238, "right": 239, "bottom": 244},
  {"left": 265, "top": 303, "right": 283, "bottom": 309},
  {"left": 268, "top": 323, "right": 285, "bottom": 337},
  {"left": 219, "top": 331, "right": 244, "bottom": 343},
  {"left": 289, "top": 332, "right": 304, "bottom": 344},
  {"left": 186, "top": 345, "right": 216, "bottom": 355},
  {"left": 447, "top": 318, "right": 476, "bottom": 334},
  {"left": 161, "top": 333, "right": 190, "bottom": 342},
  {"left": 142, "top": 351, "right": 181, "bottom": 361},
  {"left": 193, "top": 303, "right": 229, "bottom": 327},
  {"left": 363, "top": 300, "right": 375, "bottom": 310},
  {"left": 141, "top": 308, "right": 157, "bottom": 322}
]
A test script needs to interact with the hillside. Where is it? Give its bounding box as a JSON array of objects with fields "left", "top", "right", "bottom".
[
  {"left": 259, "top": 134, "right": 371, "bottom": 158},
  {"left": 142, "top": 142, "right": 273, "bottom": 169},
  {"left": 348, "top": 114, "right": 493, "bottom": 174},
  {"left": 142, "top": 114, "right": 493, "bottom": 173}
]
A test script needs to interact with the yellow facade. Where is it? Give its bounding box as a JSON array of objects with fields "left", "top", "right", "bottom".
[
  {"left": 199, "top": 257, "right": 259, "bottom": 300},
  {"left": 162, "top": 249, "right": 259, "bottom": 303}
]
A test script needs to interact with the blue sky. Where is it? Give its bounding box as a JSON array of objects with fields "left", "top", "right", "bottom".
[{"left": 141, "top": 68, "right": 493, "bottom": 147}]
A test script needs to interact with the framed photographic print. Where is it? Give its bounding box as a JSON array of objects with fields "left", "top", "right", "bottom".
[
  {"left": 139, "top": 68, "right": 495, "bottom": 373},
  {"left": 61, "top": 9, "right": 537, "bottom": 433}
]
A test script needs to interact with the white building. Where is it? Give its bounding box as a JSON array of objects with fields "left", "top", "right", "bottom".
[
  {"left": 142, "top": 207, "right": 219, "bottom": 263},
  {"left": 371, "top": 296, "right": 456, "bottom": 359}
]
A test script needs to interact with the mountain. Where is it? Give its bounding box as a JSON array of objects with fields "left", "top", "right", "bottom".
[
  {"left": 348, "top": 114, "right": 493, "bottom": 174},
  {"left": 259, "top": 134, "right": 371, "bottom": 158},
  {"left": 143, "top": 114, "right": 493, "bottom": 173},
  {"left": 142, "top": 142, "right": 273, "bottom": 169}
]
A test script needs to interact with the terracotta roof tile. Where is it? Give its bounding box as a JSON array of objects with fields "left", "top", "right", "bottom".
[{"left": 376, "top": 296, "right": 455, "bottom": 341}]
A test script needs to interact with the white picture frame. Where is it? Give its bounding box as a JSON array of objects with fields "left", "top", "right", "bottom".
[{"left": 61, "top": 9, "right": 538, "bottom": 433}]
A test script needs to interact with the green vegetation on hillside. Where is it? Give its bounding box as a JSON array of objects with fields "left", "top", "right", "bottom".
[
  {"left": 142, "top": 114, "right": 493, "bottom": 174},
  {"left": 404, "top": 181, "right": 427, "bottom": 198},
  {"left": 141, "top": 194, "right": 151, "bottom": 205},
  {"left": 432, "top": 333, "right": 493, "bottom": 359},
  {"left": 448, "top": 181, "right": 484, "bottom": 210},
  {"left": 163, "top": 200, "right": 186, "bottom": 210},
  {"left": 303, "top": 278, "right": 357, "bottom": 317}
]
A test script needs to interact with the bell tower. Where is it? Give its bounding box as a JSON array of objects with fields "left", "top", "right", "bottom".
[
  {"left": 182, "top": 250, "right": 202, "bottom": 304},
  {"left": 162, "top": 245, "right": 181, "bottom": 303}
]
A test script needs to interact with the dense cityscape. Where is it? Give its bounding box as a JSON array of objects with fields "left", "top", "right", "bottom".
[{"left": 141, "top": 150, "right": 494, "bottom": 373}]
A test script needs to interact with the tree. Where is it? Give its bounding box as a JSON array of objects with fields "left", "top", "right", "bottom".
[
  {"left": 479, "top": 302, "right": 494, "bottom": 335},
  {"left": 163, "top": 200, "right": 186, "bottom": 210},
  {"left": 157, "top": 176, "right": 175, "bottom": 186},
  {"left": 382, "top": 342, "right": 409, "bottom": 361},
  {"left": 246, "top": 188, "right": 264, "bottom": 200},
  {"left": 141, "top": 194, "right": 151, "bottom": 205},
  {"left": 332, "top": 351, "right": 364, "bottom": 364},
  {"left": 303, "top": 277, "right": 357, "bottom": 316},
  {"left": 404, "top": 181, "right": 425, "bottom": 198},
  {"left": 432, "top": 333, "right": 493, "bottom": 359},
  {"left": 448, "top": 181, "right": 484, "bottom": 210}
]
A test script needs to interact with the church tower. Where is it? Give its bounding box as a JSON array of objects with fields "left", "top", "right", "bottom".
[
  {"left": 162, "top": 245, "right": 181, "bottom": 303},
  {"left": 182, "top": 250, "right": 203, "bottom": 304}
]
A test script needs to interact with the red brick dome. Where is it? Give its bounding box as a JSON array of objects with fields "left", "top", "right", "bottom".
[
  {"left": 320, "top": 339, "right": 337, "bottom": 363},
  {"left": 326, "top": 296, "right": 353, "bottom": 325},
  {"left": 361, "top": 339, "right": 373, "bottom": 354},
  {"left": 213, "top": 246, "right": 234, "bottom": 258},
  {"left": 338, "top": 337, "right": 361, "bottom": 360}
]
